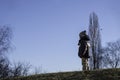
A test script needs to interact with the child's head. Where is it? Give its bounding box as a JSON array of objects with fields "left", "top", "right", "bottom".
[
  {"left": 79, "top": 30, "right": 86, "bottom": 38},
  {"left": 79, "top": 30, "right": 90, "bottom": 41}
]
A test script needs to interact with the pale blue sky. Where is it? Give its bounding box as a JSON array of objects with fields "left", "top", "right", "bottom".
[{"left": 0, "top": 0, "right": 120, "bottom": 73}]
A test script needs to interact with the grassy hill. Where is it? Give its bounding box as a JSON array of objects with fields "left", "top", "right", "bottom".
[{"left": 3, "top": 68, "right": 120, "bottom": 80}]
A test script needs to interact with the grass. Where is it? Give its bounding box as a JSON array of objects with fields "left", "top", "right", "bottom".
[{"left": 2, "top": 68, "right": 120, "bottom": 80}]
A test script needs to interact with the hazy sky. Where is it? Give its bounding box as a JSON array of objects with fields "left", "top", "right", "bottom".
[{"left": 0, "top": 0, "right": 120, "bottom": 73}]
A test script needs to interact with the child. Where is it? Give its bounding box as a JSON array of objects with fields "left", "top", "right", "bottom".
[{"left": 78, "top": 30, "right": 90, "bottom": 70}]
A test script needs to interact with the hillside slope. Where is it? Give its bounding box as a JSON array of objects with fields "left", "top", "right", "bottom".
[{"left": 3, "top": 68, "right": 120, "bottom": 80}]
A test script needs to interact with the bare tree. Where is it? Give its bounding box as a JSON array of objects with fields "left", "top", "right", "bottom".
[
  {"left": 0, "top": 26, "right": 33, "bottom": 79},
  {"left": 103, "top": 40, "right": 120, "bottom": 68},
  {"left": 0, "top": 57, "right": 11, "bottom": 79},
  {"left": 12, "top": 62, "right": 23, "bottom": 77},
  {"left": 22, "top": 62, "right": 31, "bottom": 76},
  {"left": 88, "top": 12, "right": 103, "bottom": 70},
  {"left": 0, "top": 26, "right": 12, "bottom": 79},
  {"left": 12, "top": 62, "right": 31, "bottom": 77}
]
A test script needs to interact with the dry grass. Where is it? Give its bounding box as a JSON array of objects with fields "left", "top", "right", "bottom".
[{"left": 2, "top": 68, "right": 120, "bottom": 80}]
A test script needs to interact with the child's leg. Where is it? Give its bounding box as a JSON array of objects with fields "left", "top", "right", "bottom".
[{"left": 82, "top": 58, "right": 89, "bottom": 71}]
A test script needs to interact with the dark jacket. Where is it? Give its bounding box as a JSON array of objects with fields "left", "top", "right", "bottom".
[{"left": 78, "top": 35, "right": 90, "bottom": 58}]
